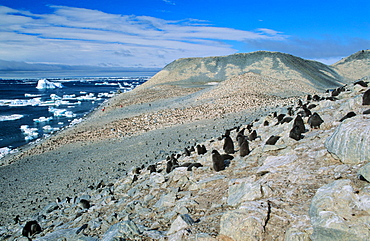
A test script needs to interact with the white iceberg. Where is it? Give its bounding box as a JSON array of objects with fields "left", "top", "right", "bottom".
[{"left": 36, "top": 79, "right": 63, "bottom": 89}]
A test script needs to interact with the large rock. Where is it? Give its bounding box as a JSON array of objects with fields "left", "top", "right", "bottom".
[
  {"left": 219, "top": 201, "right": 269, "bottom": 241},
  {"left": 358, "top": 163, "right": 370, "bottom": 182},
  {"left": 309, "top": 179, "right": 370, "bottom": 241},
  {"left": 227, "top": 179, "right": 263, "bottom": 206},
  {"left": 101, "top": 220, "right": 141, "bottom": 241},
  {"left": 325, "top": 116, "right": 370, "bottom": 164}
]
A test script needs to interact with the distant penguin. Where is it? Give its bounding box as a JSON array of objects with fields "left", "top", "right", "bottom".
[
  {"left": 263, "top": 120, "right": 269, "bottom": 126},
  {"left": 339, "top": 111, "right": 356, "bottom": 122},
  {"left": 354, "top": 80, "right": 368, "bottom": 87},
  {"left": 289, "top": 125, "right": 304, "bottom": 141},
  {"left": 212, "top": 150, "right": 234, "bottom": 171},
  {"left": 308, "top": 112, "right": 324, "bottom": 128},
  {"left": 212, "top": 150, "right": 225, "bottom": 172},
  {"left": 307, "top": 94, "right": 312, "bottom": 101},
  {"left": 239, "top": 137, "right": 251, "bottom": 157},
  {"left": 307, "top": 104, "right": 317, "bottom": 109},
  {"left": 363, "top": 109, "right": 370, "bottom": 115},
  {"left": 363, "top": 89, "right": 370, "bottom": 105},
  {"left": 223, "top": 134, "right": 235, "bottom": 154},
  {"left": 248, "top": 130, "right": 257, "bottom": 141},
  {"left": 196, "top": 144, "right": 207, "bottom": 155},
  {"left": 187, "top": 163, "right": 203, "bottom": 171},
  {"left": 147, "top": 164, "right": 156, "bottom": 173},
  {"left": 184, "top": 147, "right": 191, "bottom": 156},
  {"left": 313, "top": 95, "right": 321, "bottom": 101},
  {"left": 277, "top": 114, "right": 286, "bottom": 123},
  {"left": 265, "top": 135, "right": 280, "bottom": 145},
  {"left": 293, "top": 115, "right": 306, "bottom": 133},
  {"left": 166, "top": 160, "right": 173, "bottom": 173},
  {"left": 279, "top": 116, "right": 293, "bottom": 124},
  {"left": 80, "top": 199, "right": 91, "bottom": 209},
  {"left": 22, "top": 220, "right": 42, "bottom": 238},
  {"left": 287, "top": 107, "right": 294, "bottom": 116}
]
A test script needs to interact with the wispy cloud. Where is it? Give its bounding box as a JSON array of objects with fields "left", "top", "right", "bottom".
[
  {"left": 0, "top": 5, "right": 287, "bottom": 68},
  {"left": 163, "top": 0, "right": 176, "bottom": 5}
]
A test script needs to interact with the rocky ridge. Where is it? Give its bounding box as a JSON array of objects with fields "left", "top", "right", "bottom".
[
  {"left": 1, "top": 78, "right": 370, "bottom": 240},
  {"left": 138, "top": 51, "right": 349, "bottom": 90}
]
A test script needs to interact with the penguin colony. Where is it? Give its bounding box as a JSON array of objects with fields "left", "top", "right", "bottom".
[{"left": 18, "top": 80, "right": 370, "bottom": 239}]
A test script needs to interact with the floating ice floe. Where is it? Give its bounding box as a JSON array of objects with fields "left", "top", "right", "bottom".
[
  {"left": 0, "top": 147, "right": 17, "bottom": 159},
  {"left": 0, "top": 114, "right": 24, "bottom": 121},
  {"left": 25, "top": 93, "right": 42, "bottom": 98},
  {"left": 20, "top": 125, "right": 38, "bottom": 141},
  {"left": 95, "top": 82, "right": 118, "bottom": 86},
  {"left": 36, "top": 79, "right": 63, "bottom": 89},
  {"left": 0, "top": 98, "right": 42, "bottom": 107},
  {"left": 33, "top": 116, "right": 53, "bottom": 123},
  {"left": 42, "top": 125, "right": 60, "bottom": 133},
  {"left": 48, "top": 107, "right": 76, "bottom": 118}
]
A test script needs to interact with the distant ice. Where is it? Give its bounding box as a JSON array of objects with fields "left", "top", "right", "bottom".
[
  {"left": 20, "top": 125, "right": 38, "bottom": 141},
  {"left": 0, "top": 114, "right": 24, "bottom": 121},
  {"left": 33, "top": 116, "right": 53, "bottom": 123},
  {"left": 36, "top": 79, "right": 63, "bottom": 89},
  {"left": 0, "top": 147, "right": 17, "bottom": 159}
]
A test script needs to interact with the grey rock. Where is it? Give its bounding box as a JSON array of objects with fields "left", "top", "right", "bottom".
[
  {"left": 228, "top": 181, "right": 262, "bottom": 206},
  {"left": 34, "top": 227, "right": 98, "bottom": 241},
  {"left": 358, "top": 162, "right": 370, "bottom": 182},
  {"left": 219, "top": 201, "right": 270, "bottom": 241},
  {"left": 309, "top": 179, "right": 370, "bottom": 241},
  {"left": 101, "top": 220, "right": 141, "bottom": 241},
  {"left": 167, "top": 214, "right": 195, "bottom": 235},
  {"left": 325, "top": 116, "right": 370, "bottom": 164}
]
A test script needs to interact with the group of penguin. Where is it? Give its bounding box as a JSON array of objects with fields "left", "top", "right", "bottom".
[{"left": 20, "top": 81, "right": 370, "bottom": 240}]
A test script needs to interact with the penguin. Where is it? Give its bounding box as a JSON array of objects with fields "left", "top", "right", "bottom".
[
  {"left": 363, "top": 89, "right": 370, "bottom": 105},
  {"left": 239, "top": 137, "right": 251, "bottom": 157},
  {"left": 22, "top": 220, "right": 42, "bottom": 238},
  {"left": 248, "top": 130, "right": 257, "bottom": 141},
  {"left": 223, "top": 134, "right": 235, "bottom": 154},
  {"left": 308, "top": 112, "right": 324, "bottom": 128},
  {"left": 339, "top": 111, "right": 356, "bottom": 122},
  {"left": 289, "top": 125, "right": 304, "bottom": 141},
  {"left": 293, "top": 115, "right": 306, "bottom": 133},
  {"left": 212, "top": 150, "right": 234, "bottom": 172},
  {"left": 265, "top": 135, "right": 280, "bottom": 145}
]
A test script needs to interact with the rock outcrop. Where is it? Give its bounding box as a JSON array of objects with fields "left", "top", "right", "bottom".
[{"left": 138, "top": 51, "right": 345, "bottom": 90}]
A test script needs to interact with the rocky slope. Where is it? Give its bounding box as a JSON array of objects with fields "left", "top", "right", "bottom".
[
  {"left": 332, "top": 50, "right": 370, "bottom": 81},
  {"left": 137, "top": 51, "right": 346, "bottom": 91},
  {"left": 1, "top": 77, "right": 369, "bottom": 240}
]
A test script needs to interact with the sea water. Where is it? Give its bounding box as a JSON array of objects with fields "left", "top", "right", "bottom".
[{"left": 0, "top": 77, "right": 149, "bottom": 158}]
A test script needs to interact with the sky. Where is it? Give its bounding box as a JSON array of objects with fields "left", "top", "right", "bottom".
[{"left": 0, "top": 0, "right": 369, "bottom": 72}]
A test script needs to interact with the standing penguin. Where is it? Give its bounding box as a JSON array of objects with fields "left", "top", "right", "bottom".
[{"left": 223, "top": 134, "right": 235, "bottom": 154}]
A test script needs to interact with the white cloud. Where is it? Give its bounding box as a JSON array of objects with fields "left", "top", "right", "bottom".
[{"left": 0, "top": 5, "right": 288, "bottom": 67}]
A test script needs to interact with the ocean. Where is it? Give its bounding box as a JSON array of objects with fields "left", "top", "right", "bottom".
[{"left": 0, "top": 76, "right": 150, "bottom": 158}]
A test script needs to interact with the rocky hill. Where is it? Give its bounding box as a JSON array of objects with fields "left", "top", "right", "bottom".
[
  {"left": 1, "top": 79, "right": 369, "bottom": 240},
  {"left": 332, "top": 50, "right": 370, "bottom": 80},
  {"left": 138, "top": 51, "right": 346, "bottom": 91}
]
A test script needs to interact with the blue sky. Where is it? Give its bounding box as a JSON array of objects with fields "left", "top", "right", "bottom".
[{"left": 0, "top": 0, "right": 369, "bottom": 69}]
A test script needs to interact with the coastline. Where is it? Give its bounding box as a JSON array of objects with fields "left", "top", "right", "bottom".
[{"left": 0, "top": 75, "right": 302, "bottom": 225}]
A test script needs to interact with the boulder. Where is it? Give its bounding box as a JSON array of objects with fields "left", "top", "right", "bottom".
[
  {"left": 101, "top": 220, "right": 141, "bottom": 241},
  {"left": 227, "top": 180, "right": 263, "bottom": 206},
  {"left": 167, "top": 214, "right": 195, "bottom": 235},
  {"left": 309, "top": 179, "right": 370, "bottom": 241},
  {"left": 325, "top": 116, "right": 370, "bottom": 164},
  {"left": 219, "top": 201, "right": 269, "bottom": 241},
  {"left": 358, "top": 163, "right": 370, "bottom": 182}
]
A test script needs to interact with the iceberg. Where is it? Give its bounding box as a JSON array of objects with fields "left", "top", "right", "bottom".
[{"left": 36, "top": 79, "right": 63, "bottom": 89}]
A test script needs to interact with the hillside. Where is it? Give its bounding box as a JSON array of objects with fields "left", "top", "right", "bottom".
[
  {"left": 332, "top": 50, "right": 370, "bottom": 80},
  {"left": 2, "top": 79, "right": 369, "bottom": 241},
  {"left": 138, "top": 51, "right": 345, "bottom": 91}
]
